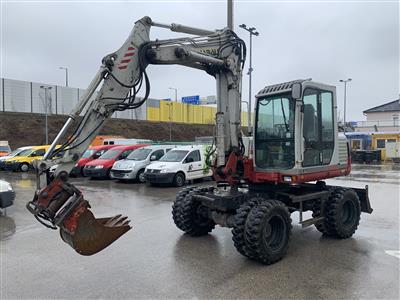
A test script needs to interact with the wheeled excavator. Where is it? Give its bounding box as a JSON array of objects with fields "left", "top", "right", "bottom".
[{"left": 27, "top": 16, "right": 372, "bottom": 264}]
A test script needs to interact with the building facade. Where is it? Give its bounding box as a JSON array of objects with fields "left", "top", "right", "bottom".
[{"left": 355, "top": 99, "right": 400, "bottom": 132}]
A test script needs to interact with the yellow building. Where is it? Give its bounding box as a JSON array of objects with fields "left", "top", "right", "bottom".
[
  {"left": 146, "top": 99, "right": 253, "bottom": 127},
  {"left": 371, "top": 132, "right": 400, "bottom": 160}
]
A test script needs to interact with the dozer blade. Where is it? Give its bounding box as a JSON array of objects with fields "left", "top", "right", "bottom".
[{"left": 60, "top": 210, "right": 132, "bottom": 256}]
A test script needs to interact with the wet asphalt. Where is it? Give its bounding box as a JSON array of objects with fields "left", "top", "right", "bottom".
[{"left": 1, "top": 164, "right": 399, "bottom": 299}]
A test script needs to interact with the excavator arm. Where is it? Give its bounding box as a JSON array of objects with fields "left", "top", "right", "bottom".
[{"left": 27, "top": 16, "right": 246, "bottom": 255}]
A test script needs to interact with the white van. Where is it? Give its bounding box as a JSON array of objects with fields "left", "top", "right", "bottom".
[
  {"left": 110, "top": 145, "right": 174, "bottom": 182},
  {"left": 144, "top": 144, "right": 214, "bottom": 187}
]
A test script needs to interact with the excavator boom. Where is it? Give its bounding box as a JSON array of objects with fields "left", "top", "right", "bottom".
[{"left": 27, "top": 16, "right": 246, "bottom": 255}]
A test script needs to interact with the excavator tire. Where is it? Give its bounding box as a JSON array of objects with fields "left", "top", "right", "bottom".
[
  {"left": 312, "top": 200, "right": 328, "bottom": 235},
  {"left": 317, "top": 188, "right": 361, "bottom": 239},
  {"left": 231, "top": 197, "right": 262, "bottom": 258},
  {"left": 244, "top": 200, "right": 292, "bottom": 265},
  {"left": 172, "top": 186, "right": 196, "bottom": 231},
  {"left": 172, "top": 187, "right": 215, "bottom": 236}
]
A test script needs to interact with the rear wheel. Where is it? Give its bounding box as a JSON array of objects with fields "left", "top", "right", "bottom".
[
  {"left": 19, "top": 163, "right": 30, "bottom": 172},
  {"left": 136, "top": 169, "right": 146, "bottom": 183},
  {"left": 317, "top": 188, "right": 361, "bottom": 238},
  {"left": 232, "top": 197, "right": 261, "bottom": 258},
  {"left": 172, "top": 187, "right": 215, "bottom": 236},
  {"left": 245, "top": 200, "right": 292, "bottom": 265},
  {"left": 173, "top": 172, "right": 185, "bottom": 187}
]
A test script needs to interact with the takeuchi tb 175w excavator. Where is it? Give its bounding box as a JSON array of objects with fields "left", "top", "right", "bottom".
[{"left": 27, "top": 16, "right": 372, "bottom": 264}]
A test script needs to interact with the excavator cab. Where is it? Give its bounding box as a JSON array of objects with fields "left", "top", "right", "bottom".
[{"left": 251, "top": 79, "right": 350, "bottom": 184}]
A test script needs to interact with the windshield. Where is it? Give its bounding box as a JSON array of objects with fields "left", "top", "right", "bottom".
[
  {"left": 18, "top": 149, "right": 34, "bottom": 157},
  {"left": 255, "top": 94, "right": 295, "bottom": 169},
  {"left": 7, "top": 148, "right": 24, "bottom": 156},
  {"left": 159, "top": 150, "right": 188, "bottom": 162},
  {"left": 127, "top": 148, "right": 151, "bottom": 161},
  {"left": 98, "top": 149, "right": 121, "bottom": 160},
  {"left": 82, "top": 149, "right": 96, "bottom": 158}
]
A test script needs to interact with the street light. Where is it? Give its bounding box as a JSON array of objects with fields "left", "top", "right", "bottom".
[
  {"left": 40, "top": 85, "right": 53, "bottom": 144},
  {"left": 241, "top": 101, "right": 250, "bottom": 131},
  {"left": 59, "top": 66, "right": 69, "bottom": 87},
  {"left": 339, "top": 78, "right": 352, "bottom": 132},
  {"left": 168, "top": 87, "right": 178, "bottom": 102},
  {"left": 166, "top": 102, "right": 173, "bottom": 141},
  {"left": 239, "top": 23, "right": 259, "bottom": 135}
]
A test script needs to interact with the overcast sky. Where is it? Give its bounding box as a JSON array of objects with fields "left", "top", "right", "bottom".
[{"left": 1, "top": 0, "right": 399, "bottom": 121}]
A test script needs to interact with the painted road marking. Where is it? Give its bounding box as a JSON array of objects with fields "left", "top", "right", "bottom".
[{"left": 385, "top": 250, "right": 400, "bottom": 259}]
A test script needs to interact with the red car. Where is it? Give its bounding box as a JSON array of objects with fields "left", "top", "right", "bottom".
[
  {"left": 71, "top": 144, "right": 117, "bottom": 176},
  {"left": 83, "top": 144, "right": 147, "bottom": 178}
]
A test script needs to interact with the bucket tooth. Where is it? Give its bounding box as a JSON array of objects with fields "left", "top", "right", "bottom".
[{"left": 60, "top": 210, "right": 132, "bottom": 256}]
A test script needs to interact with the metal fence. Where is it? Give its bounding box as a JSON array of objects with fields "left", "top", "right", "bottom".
[{"left": 0, "top": 77, "right": 147, "bottom": 120}]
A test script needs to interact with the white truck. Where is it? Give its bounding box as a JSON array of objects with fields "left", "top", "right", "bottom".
[
  {"left": 110, "top": 145, "right": 174, "bottom": 182},
  {"left": 144, "top": 145, "right": 213, "bottom": 187}
]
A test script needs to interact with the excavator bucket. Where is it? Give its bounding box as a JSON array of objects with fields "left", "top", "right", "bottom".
[
  {"left": 26, "top": 178, "right": 132, "bottom": 256},
  {"left": 60, "top": 210, "right": 131, "bottom": 256}
]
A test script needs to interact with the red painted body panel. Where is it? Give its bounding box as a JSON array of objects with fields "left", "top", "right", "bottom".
[{"left": 243, "top": 158, "right": 351, "bottom": 184}]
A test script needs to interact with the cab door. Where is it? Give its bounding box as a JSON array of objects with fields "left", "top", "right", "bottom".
[
  {"left": 183, "top": 150, "right": 202, "bottom": 179},
  {"left": 302, "top": 89, "right": 334, "bottom": 167}
]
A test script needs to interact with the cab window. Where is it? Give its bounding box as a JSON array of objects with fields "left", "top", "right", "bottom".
[
  {"left": 119, "top": 150, "right": 132, "bottom": 160},
  {"left": 31, "top": 149, "right": 46, "bottom": 157},
  {"left": 185, "top": 150, "right": 201, "bottom": 163},
  {"left": 151, "top": 149, "right": 165, "bottom": 161}
]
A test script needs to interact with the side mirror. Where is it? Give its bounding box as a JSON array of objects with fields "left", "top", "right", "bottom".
[
  {"left": 291, "top": 83, "right": 302, "bottom": 99},
  {"left": 150, "top": 155, "right": 157, "bottom": 161}
]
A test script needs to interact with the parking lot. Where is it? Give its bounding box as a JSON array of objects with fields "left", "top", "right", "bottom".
[{"left": 1, "top": 164, "right": 399, "bottom": 299}]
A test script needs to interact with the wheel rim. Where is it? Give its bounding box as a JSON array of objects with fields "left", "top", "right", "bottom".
[
  {"left": 138, "top": 172, "right": 145, "bottom": 183},
  {"left": 176, "top": 175, "right": 184, "bottom": 186},
  {"left": 21, "top": 164, "right": 28, "bottom": 172},
  {"left": 341, "top": 199, "right": 357, "bottom": 228},
  {"left": 263, "top": 215, "right": 286, "bottom": 253}
]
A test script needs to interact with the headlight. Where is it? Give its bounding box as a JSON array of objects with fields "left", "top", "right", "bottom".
[
  {"left": 94, "top": 165, "right": 104, "bottom": 169},
  {"left": 160, "top": 169, "right": 169, "bottom": 173}
]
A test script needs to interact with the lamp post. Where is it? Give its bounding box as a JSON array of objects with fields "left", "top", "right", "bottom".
[
  {"left": 59, "top": 67, "right": 69, "bottom": 87},
  {"left": 166, "top": 102, "right": 172, "bottom": 141},
  {"left": 40, "top": 85, "right": 53, "bottom": 144},
  {"left": 241, "top": 101, "right": 249, "bottom": 132},
  {"left": 239, "top": 24, "right": 259, "bottom": 135},
  {"left": 168, "top": 87, "right": 178, "bottom": 102},
  {"left": 339, "top": 78, "right": 352, "bottom": 132}
]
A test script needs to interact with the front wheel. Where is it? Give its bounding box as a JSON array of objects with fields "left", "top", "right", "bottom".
[
  {"left": 136, "top": 169, "right": 146, "bottom": 183},
  {"left": 173, "top": 172, "right": 185, "bottom": 187},
  {"left": 245, "top": 200, "right": 292, "bottom": 265},
  {"left": 19, "top": 163, "right": 30, "bottom": 172}
]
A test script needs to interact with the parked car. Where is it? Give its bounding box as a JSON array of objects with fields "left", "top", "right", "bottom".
[
  {"left": 110, "top": 145, "right": 174, "bottom": 182},
  {"left": 71, "top": 144, "right": 118, "bottom": 176},
  {"left": 0, "top": 180, "right": 14, "bottom": 210},
  {"left": 144, "top": 144, "right": 214, "bottom": 187},
  {"left": 0, "top": 146, "right": 32, "bottom": 170},
  {"left": 83, "top": 144, "right": 147, "bottom": 179},
  {"left": 3, "top": 145, "right": 59, "bottom": 172},
  {"left": 0, "top": 141, "right": 11, "bottom": 157}
]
